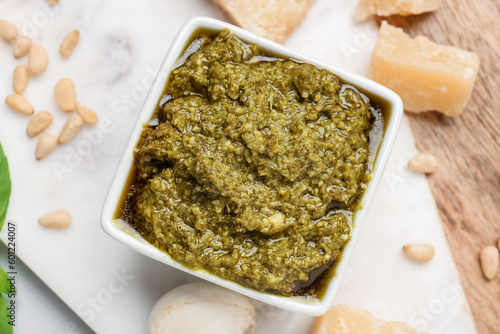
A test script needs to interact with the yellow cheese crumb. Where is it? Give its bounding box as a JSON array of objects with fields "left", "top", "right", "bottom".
[{"left": 367, "top": 22, "right": 480, "bottom": 117}]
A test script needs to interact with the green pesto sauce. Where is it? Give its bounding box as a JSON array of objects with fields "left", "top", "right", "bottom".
[{"left": 118, "top": 29, "right": 385, "bottom": 298}]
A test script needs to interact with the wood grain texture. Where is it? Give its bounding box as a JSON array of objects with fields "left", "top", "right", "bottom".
[{"left": 380, "top": 1, "right": 500, "bottom": 333}]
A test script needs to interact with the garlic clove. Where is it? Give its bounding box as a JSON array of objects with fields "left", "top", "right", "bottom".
[{"left": 148, "top": 282, "right": 256, "bottom": 334}]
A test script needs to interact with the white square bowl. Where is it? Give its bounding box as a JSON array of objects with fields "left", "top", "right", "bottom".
[{"left": 101, "top": 16, "right": 403, "bottom": 316}]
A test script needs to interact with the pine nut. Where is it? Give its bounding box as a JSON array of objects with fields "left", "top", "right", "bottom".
[
  {"left": 13, "top": 35, "right": 32, "bottom": 58},
  {"left": 402, "top": 243, "right": 435, "bottom": 262},
  {"left": 0, "top": 19, "right": 18, "bottom": 42},
  {"left": 76, "top": 103, "right": 98, "bottom": 124},
  {"left": 408, "top": 153, "right": 438, "bottom": 174},
  {"left": 38, "top": 210, "right": 71, "bottom": 228},
  {"left": 268, "top": 212, "right": 285, "bottom": 229},
  {"left": 59, "top": 30, "right": 80, "bottom": 58},
  {"left": 5, "top": 94, "right": 34, "bottom": 115},
  {"left": 28, "top": 43, "right": 49, "bottom": 75},
  {"left": 35, "top": 133, "right": 57, "bottom": 160},
  {"left": 480, "top": 246, "right": 499, "bottom": 280},
  {"left": 58, "top": 114, "right": 83, "bottom": 144},
  {"left": 27, "top": 111, "right": 53, "bottom": 137},
  {"left": 54, "top": 78, "right": 76, "bottom": 112},
  {"left": 13, "top": 64, "right": 29, "bottom": 94},
  {"left": 47, "top": 0, "right": 60, "bottom": 4}
]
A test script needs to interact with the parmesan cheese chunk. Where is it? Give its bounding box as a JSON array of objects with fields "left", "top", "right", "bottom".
[
  {"left": 310, "top": 305, "right": 428, "bottom": 334},
  {"left": 367, "top": 22, "right": 480, "bottom": 117},
  {"left": 212, "top": 0, "right": 317, "bottom": 44},
  {"left": 356, "top": 0, "right": 440, "bottom": 21}
]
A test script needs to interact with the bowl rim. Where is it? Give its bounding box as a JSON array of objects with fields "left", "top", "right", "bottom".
[{"left": 100, "top": 16, "right": 403, "bottom": 316}]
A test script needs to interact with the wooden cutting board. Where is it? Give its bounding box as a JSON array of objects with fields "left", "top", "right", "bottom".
[
  {"left": 381, "top": 1, "right": 500, "bottom": 332},
  {"left": 0, "top": 0, "right": 493, "bottom": 332}
]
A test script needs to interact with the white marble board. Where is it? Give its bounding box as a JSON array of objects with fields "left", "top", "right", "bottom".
[{"left": 0, "top": 0, "right": 477, "bottom": 333}]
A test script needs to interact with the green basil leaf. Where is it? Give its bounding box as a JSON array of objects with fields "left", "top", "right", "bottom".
[
  {"left": 0, "top": 142, "right": 11, "bottom": 231},
  {"left": 0, "top": 268, "right": 10, "bottom": 295},
  {"left": 0, "top": 295, "right": 13, "bottom": 334}
]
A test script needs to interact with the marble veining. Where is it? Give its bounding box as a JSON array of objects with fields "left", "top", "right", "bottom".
[{"left": 0, "top": 0, "right": 476, "bottom": 333}]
